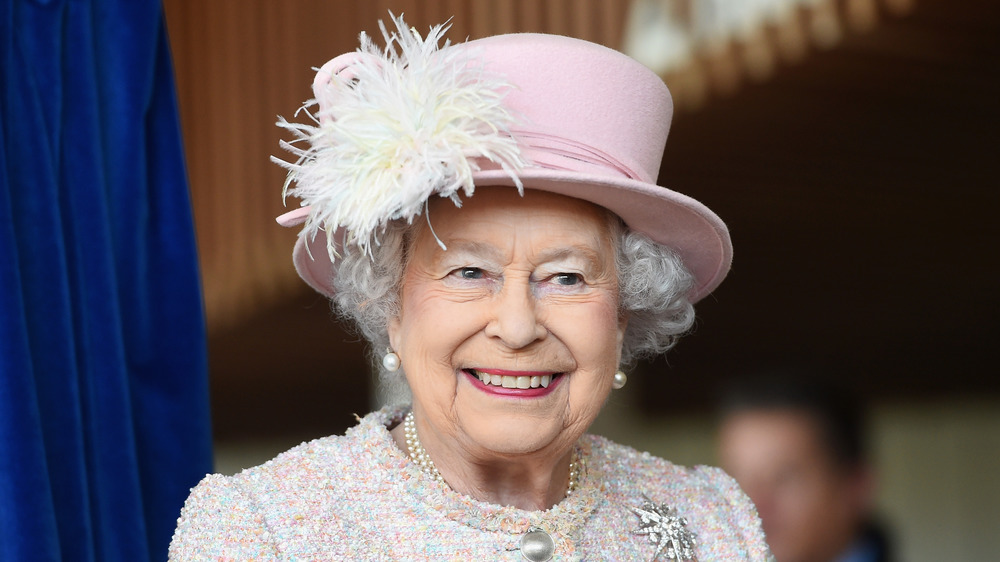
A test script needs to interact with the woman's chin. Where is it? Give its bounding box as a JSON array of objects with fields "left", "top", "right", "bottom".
[{"left": 460, "top": 416, "right": 567, "bottom": 457}]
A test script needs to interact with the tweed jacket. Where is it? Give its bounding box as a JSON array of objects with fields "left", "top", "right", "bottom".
[{"left": 170, "top": 408, "right": 772, "bottom": 561}]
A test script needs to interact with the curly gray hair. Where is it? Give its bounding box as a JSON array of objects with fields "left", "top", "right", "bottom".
[{"left": 331, "top": 212, "right": 695, "bottom": 403}]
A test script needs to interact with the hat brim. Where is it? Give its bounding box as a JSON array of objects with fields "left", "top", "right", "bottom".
[{"left": 285, "top": 170, "right": 731, "bottom": 304}]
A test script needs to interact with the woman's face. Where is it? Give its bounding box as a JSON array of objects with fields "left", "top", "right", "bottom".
[{"left": 388, "top": 187, "right": 626, "bottom": 460}]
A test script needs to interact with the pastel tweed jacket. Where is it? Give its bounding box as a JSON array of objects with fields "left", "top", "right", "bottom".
[{"left": 170, "top": 408, "right": 772, "bottom": 560}]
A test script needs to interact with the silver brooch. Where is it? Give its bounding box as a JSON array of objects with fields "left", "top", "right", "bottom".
[{"left": 630, "top": 498, "right": 698, "bottom": 561}]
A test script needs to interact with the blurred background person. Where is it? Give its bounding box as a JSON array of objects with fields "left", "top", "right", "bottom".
[{"left": 718, "top": 375, "right": 893, "bottom": 562}]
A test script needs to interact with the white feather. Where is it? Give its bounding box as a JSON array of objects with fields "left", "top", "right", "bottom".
[{"left": 273, "top": 14, "right": 526, "bottom": 259}]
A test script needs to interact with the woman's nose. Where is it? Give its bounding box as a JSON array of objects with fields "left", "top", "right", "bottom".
[{"left": 483, "top": 280, "right": 546, "bottom": 349}]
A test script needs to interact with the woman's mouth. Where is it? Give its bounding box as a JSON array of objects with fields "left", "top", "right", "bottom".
[{"left": 465, "top": 368, "right": 562, "bottom": 390}]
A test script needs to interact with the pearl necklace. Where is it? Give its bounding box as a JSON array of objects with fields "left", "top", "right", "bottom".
[
  {"left": 403, "top": 410, "right": 582, "bottom": 495},
  {"left": 403, "top": 411, "right": 446, "bottom": 485}
]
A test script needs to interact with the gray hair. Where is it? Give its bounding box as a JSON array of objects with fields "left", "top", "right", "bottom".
[{"left": 330, "top": 214, "right": 695, "bottom": 403}]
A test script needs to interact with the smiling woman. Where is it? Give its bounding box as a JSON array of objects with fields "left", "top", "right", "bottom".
[{"left": 169, "top": 14, "right": 772, "bottom": 561}]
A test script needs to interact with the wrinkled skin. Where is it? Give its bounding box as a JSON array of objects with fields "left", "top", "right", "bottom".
[{"left": 388, "top": 187, "right": 627, "bottom": 510}]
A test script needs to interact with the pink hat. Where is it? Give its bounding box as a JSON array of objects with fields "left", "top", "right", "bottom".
[{"left": 276, "top": 19, "right": 731, "bottom": 303}]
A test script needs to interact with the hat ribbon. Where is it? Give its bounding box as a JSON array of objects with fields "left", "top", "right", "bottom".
[{"left": 503, "top": 129, "right": 647, "bottom": 183}]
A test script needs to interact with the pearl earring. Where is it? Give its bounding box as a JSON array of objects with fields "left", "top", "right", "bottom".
[
  {"left": 612, "top": 370, "right": 627, "bottom": 390},
  {"left": 382, "top": 348, "right": 400, "bottom": 372}
]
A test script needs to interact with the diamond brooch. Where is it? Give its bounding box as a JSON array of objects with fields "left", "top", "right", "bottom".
[{"left": 630, "top": 498, "right": 698, "bottom": 561}]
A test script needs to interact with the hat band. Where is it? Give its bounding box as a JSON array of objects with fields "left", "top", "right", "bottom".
[{"left": 478, "top": 130, "right": 647, "bottom": 183}]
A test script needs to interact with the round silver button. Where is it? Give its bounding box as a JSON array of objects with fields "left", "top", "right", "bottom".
[{"left": 520, "top": 527, "right": 554, "bottom": 562}]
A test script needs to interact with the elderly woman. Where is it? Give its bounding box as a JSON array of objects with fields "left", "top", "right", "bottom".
[{"left": 170, "top": 16, "right": 771, "bottom": 561}]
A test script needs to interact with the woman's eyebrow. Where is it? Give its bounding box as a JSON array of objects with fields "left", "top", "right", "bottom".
[
  {"left": 535, "top": 246, "right": 603, "bottom": 267},
  {"left": 437, "top": 240, "right": 505, "bottom": 263}
]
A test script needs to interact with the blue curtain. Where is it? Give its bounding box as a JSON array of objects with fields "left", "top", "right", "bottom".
[{"left": 0, "top": 1, "right": 212, "bottom": 560}]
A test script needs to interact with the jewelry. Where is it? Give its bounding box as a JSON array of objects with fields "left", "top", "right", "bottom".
[
  {"left": 612, "top": 370, "right": 628, "bottom": 389},
  {"left": 630, "top": 497, "right": 698, "bottom": 561},
  {"left": 403, "top": 410, "right": 582, "bottom": 495},
  {"left": 403, "top": 410, "right": 445, "bottom": 485},
  {"left": 382, "top": 348, "right": 400, "bottom": 371}
]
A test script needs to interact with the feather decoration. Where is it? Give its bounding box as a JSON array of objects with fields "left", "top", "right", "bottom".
[{"left": 272, "top": 13, "right": 527, "bottom": 259}]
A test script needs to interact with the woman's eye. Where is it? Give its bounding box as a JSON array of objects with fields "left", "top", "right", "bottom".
[
  {"left": 553, "top": 273, "right": 581, "bottom": 286},
  {"left": 458, "top": 267, "right": 484, "bottom": 279}
]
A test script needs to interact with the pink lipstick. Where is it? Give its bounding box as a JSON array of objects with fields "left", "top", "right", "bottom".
[{"left": 464, "top": 368, "right": 563, "bottom": 397}]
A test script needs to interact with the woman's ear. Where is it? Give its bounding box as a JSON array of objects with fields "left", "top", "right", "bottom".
[
  {"left": 387, "top": 315, "right": 402, "bottom": 351},
  {"left": 617, "top": 313, "right": 629, "bottom": 347}
]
